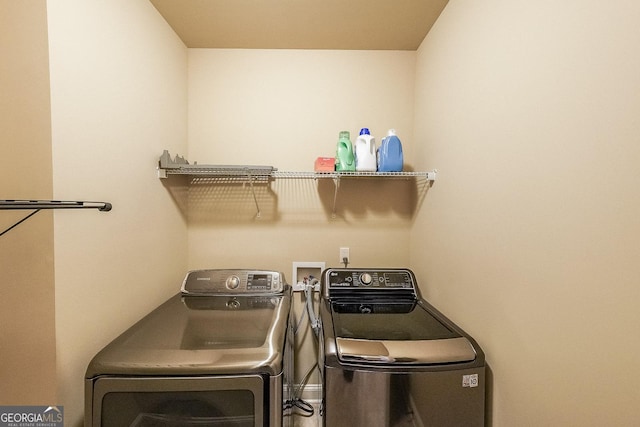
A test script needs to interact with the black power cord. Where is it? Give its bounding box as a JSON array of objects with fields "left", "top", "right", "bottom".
[{"left": 283, "top": 397, "right": 315, "bottom": 416}]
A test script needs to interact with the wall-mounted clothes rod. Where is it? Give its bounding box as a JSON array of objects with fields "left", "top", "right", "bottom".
[{"left": 0, "top": 199, "right": 112, "bottom": 237}]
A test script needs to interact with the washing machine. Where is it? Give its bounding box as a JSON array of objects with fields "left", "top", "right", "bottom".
[
  {"left": 85, "top": 269, "right": 293, "bottom": 427},
  {"left": 319, "top": 268, "right": 485, "bottom": 427}
]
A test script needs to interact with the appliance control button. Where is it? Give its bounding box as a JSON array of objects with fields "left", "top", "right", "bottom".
[
  {"left": 226, "top": 299, "right": 240, "bottom": 309},
  {"left": 360, "top": 273, "right": 373, "bottom": 285},
  {"left": 226, "top": 275, "right": 240, "bottom": 289}
]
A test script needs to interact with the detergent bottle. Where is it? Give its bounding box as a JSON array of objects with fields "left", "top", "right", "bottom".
[
  {"left": 335, "top": 131, "right": 355, "bottom": 171},
  {"left": 354, "top": 128, "right": 377, "bottom": 172},
  {"left": 378, "top": 129, "right": 404, "bottom": 172}
]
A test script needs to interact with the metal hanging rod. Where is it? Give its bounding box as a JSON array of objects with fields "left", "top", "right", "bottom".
[
  {"left": 0, "top": 199, "right": 112, "bottom": 237},
  {"left": 0, "top": 200, "right": 112, "bottom": 211}
]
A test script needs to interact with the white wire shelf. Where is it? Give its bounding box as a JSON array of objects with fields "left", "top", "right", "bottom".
[
  {"left": 157, "top": 150, "right": 436, "bottom": 217},
  {"left": 272, "top": 171, "right": 436, "bottom": 180}
]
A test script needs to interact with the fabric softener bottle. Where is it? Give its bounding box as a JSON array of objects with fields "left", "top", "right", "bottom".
[
  {"left": 335, "top": 131, "right": 355, "bottom": 171},
  {"left": 378, "top": 129, "right": 403, "bottom": 172}
]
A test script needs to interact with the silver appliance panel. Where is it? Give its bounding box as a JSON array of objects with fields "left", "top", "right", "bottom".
[
  {"left": 322, "top": 268, "right": 418, "bottom": 300},
  {"left": 181, "top": 269, "right": 285, "bottom": 295},
  {"left": 323, "top": 366, "right": 485, "bottom": 427}
]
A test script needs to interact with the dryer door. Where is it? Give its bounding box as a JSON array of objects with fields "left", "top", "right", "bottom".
[{"left": 86, "top": 375, "right": 264, "bottom": 427}]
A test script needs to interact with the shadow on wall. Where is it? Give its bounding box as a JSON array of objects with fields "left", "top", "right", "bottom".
[
  {"left": 162, "top": 175, "right": 280, "bottom": 222},
  {"left": 316, "top": 175, "right": 431, "bottom": 222},
  {"left": 160, "top": 173, "right": 433, "bottom": 224}
]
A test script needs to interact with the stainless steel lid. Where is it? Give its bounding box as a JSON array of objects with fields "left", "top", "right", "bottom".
[{"left": 86, "top": 291, "right": 291, "bottom": 377}]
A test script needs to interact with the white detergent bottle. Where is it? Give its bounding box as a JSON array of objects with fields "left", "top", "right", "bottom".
[{"left": 354, "top": 128, "right": 377, "bottom": 172}]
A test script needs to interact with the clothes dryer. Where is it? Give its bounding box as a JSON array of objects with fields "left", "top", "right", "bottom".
[{"left": 85, "top": 269, "right": 293, "bottom": 427}]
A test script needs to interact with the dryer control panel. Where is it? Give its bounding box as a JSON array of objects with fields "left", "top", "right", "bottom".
[
  {"left": 322, "top": 268, "right": 418, "bottom": 299},
  {"left": 181, "top": 269, "right": 286, "bottom": 295}
]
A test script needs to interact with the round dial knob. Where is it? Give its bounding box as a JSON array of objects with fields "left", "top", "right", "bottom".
[
  {"left": 360, "top": 273, "right": 373, "bottom": 285},
  {"left": 226, "top": 275, "right": 240, "bottom": 290}
]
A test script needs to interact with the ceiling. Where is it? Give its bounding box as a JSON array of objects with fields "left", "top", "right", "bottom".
[{"left": 149, "top": 0, "right": 449, "bottom": 50}]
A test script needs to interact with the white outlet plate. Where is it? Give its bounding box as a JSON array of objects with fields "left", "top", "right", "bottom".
[
  {"left": 292, "top": 262, "right": 326, "bottom": 292},
  {"left": 339, "top": 247, "right": 350, "bottom": 264}
]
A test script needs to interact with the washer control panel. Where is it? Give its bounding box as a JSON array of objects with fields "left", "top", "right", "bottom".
[
  {"left": 322, "top": 268, "right": 418, "bottom": 299},
  {"left": 181, "top": 269, "right": 286, "bottom": 295}
]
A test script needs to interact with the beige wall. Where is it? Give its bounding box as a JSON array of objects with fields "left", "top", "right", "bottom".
[
  {"left": 0, "top": 0, "right": 56, "bottom": 404},
  {"left": 186, "top": 49, "right": 418, "bottom": 382},
  {"left": 188, "top": 49, "right": 417, "bottom": 170},
  {"left": 187, "top": 48, "right": 418, "bottom": 273},
  {"left": 412, "top": 0, "right": 640, "bottom": 425},
  {"left": 47, "top": 0, "right": 188, "bottom": 424}
]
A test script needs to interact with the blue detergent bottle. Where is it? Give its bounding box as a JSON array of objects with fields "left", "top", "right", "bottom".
[
  {"left": 335, "top": 131, "right": 355, "bottom": 171},
  {"left": 378, "top": 129, "right": 404, "bottom": 172}
]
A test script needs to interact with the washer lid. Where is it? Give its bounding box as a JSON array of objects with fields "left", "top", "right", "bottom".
[
  {"left": 330, "top": 300, "right": 459, "bottom": 341},
  {"left": 335, "top": 337, "right": 477, "bottom": 365},
  {"left": 330, "top": 300, "right": 478, "bottom": 364}
]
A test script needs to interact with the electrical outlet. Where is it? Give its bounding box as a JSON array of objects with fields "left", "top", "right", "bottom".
[{"left": 339, "top": 247, "right": 350, "bottom": 264}]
